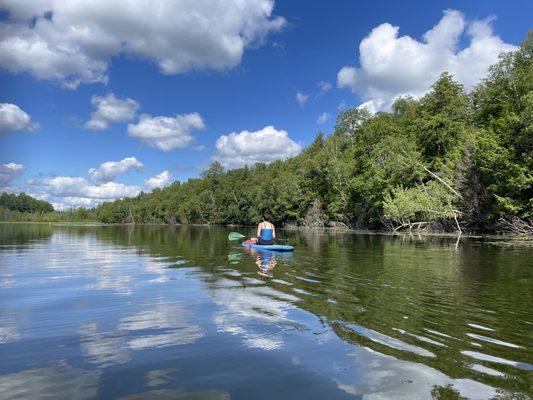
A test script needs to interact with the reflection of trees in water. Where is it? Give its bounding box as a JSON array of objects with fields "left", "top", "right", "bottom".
[
  {"left": 92, "top": 224, "right": 235, "bottom": 265},
  {"left": 288, "top": 231, "right": 532, "bottom": 396},
  {"left": 7, "top": 224, "right": 530, "bottom": 397},
  {"left": 0, "top": 223, "right": 54, "bottom": 247}
]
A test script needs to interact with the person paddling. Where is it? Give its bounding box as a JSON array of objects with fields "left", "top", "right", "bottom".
[{"left": 256, "top": 211, "right": 275, "bottom": 245}]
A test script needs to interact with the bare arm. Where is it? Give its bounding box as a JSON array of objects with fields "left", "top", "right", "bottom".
[
  {"left": 272, "top": 224, "right": 276, "bottom": 239},
  {"left": 257, "top": 223, "right": 261, "bottom": 237}
]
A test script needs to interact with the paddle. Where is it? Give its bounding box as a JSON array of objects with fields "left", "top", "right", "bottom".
[
  {"left": 228, "top": 232, "right": 246, "bottom": 241},
  {"left": 228, "top": 231, "right": 289, "bottom": 243}
]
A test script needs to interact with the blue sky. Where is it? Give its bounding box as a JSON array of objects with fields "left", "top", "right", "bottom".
[{"left": 1, "top": 0, "right": 531, "bottom": 209}]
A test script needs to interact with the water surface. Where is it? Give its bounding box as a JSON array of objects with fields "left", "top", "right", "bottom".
[{"left": 1, "top": 224, "right": 532, "bottom": 399}]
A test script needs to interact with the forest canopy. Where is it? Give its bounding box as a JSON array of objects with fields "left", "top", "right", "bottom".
[{"left": 0, "top": 192, "right": 54, "bottom": 214}]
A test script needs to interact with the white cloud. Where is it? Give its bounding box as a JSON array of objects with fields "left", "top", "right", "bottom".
[
  {"left": 214, "top": 125, "right": 301, "bottom": 168},
  {"left": 0, "top": 163, "right": 23, "bottom": 186},
  {"left": 295, "top": 91, "right": 309, "bottom": 107},
  {"left": 127, "top": 112, "right": 205, "bottom": 151},
  {"left": 317, "top": 112, "right": 330, "bottom": 124},
  {"left": 318, "top": 81, "right": 332, "bottom": 92},
  {"left": 84, "top": 93, "right": 139, "bottom": 130},
  {"left": 26, "top": 176, "right": 140, "bottom": 210},
  {"left": 11, "top": 159, "right": 174, "bottom": 209},
  {"left": 0, "top": 0, "right": 285, "bottom": 88},
  {"left": 0, "top": 103, "right": 38, "bottom": 134},
  {"left": 338, "top": 100, "right": 348, "bottom": 111},
  {"left": 88, "top": 157, "right": 143, "bottom": 183},
  {"left": 42, "top": 177, "right": 139, "bottom": 198},
  {"left": 356, "top": 99, "right": 385, "bottom": 115},
  {"left": 20, "top": 164, "right": 176, "bottom": 208},
  {"left": 337, "top": 10, "right": 516, "bottom": 111},
  {"left": 145, "top": 171, "right": 172, "bottom": 191}
]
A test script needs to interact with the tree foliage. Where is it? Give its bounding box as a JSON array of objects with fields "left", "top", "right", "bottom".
[
  {"left": 0, "top": 192, "right": 54, "bottom": 214},
  {"left": 3, "top": 32, "right": 532, "bottom": 233}
]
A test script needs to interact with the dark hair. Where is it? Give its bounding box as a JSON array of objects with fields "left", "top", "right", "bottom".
[{"left": 262, "top": 211, "right": 271, "bottom": 221}]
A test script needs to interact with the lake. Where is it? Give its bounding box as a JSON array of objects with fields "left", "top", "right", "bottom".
[{"left": 0, "top": 224, "right": 531, "bottom": 399}]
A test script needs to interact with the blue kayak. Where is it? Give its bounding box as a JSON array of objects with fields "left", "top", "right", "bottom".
[{"left": 242, "top": 242, "right": 294, "bottom": 252}]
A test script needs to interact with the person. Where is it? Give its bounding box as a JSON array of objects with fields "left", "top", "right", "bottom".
[{"left": 256, "top": 211, "right": 275, "bottom": 245}]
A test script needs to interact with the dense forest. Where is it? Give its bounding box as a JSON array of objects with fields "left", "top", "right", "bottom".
[
  {"left": 0, "top": 192, "right": 54, "bottom": 220},
  {"left": 2, "top": 32, "right": 532, "bottom": 233}
]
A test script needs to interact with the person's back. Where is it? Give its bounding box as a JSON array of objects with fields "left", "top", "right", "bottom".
[{"left": 257, "top": 212, "right": 275, "bottom": 245}]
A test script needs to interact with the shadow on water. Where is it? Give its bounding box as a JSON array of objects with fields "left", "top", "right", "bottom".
[{"left": 0, "top": 224, "right": 532, "bottom": 399}]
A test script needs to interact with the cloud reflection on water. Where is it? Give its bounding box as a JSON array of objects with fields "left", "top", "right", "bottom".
[
  {"left": 119, "top": 300, "right": 204, "bottom": 350},
  {"left": 79, "top": 322, "right": 131, "bottom": 367},
  {"left": 211, "top": 279, "right": 299, "bottom": 351},
  {"left": 333, "top": 347, "right": 497, "bottom": 400},
  {"left": 0, "top": 362, "right": 99, "bottom": 400}
]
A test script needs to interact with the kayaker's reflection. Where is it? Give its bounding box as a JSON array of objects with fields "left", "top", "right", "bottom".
[
  {"left": 256, "top": 251, "right": 277, "bottom": 278},
  {"left": 245, "top": 248, "right": 277, "bottom": 278}
]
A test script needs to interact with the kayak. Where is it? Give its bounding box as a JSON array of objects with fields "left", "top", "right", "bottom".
[{"left": 242, "top": 241, "right": 294, "bottom": 252}]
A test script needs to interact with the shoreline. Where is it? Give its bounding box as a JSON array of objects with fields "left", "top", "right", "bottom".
[{"left": 2, "top": 220, "right": 532, "bottom": 241}]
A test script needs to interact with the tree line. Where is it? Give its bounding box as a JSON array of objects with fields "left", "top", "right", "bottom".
[
  {"left": 0, "top": 192, "right": 54, "bottom": 220},
  {"left": 2, "top": 32, "right": 531, "bottom": 233}
]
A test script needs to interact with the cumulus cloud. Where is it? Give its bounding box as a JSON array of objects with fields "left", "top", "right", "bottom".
[
  {"left": 127, "top": 112, "right": 205, "bottom": 151},
  {"left": 145, "top": 171, "right": 172, "bottom": 191},
  {"left": 357, "top": 99, "right": 385, "bottom": 114},
  {"left": 26, "top": 176, "right": 141, "bottom": 210},
  {"left": 0, "top": 103, "right": 38, "bottom": 134},
  {"left": 11, "top": 159, "right": 175, "bottom": 209},
  {"left": 295, "top": 91, "right": 309, "bottom": 107},
  {"left": 317, "top": 112, "right": 330, "bottom": 124},
  {"left": 0, "top": 0, "right": 285, "bottom": 88},
  {"left": 9, "top": 158, "right": 176, "bottom": 209},
  {"left": 214, "top": 126, "right": 301, "bottom": 168},
  {"left": 88, "top": 157, "right": 143, "bottom": 183},
  {"left": 35, "top": 177, "right": 139, "bottom": 199},
  {"left": 337, "top": 10, "right": 516, "bottom": 111},
  {"left": 84, "top": 93, "right": 139, "bottom": 130},
  {"left": 0, "top": 163, "right": 23, "bottom": 186}
]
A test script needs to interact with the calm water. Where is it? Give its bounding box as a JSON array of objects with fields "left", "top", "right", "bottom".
[{"left": 0, "top": 224, "right": 532, "bottom": 399}]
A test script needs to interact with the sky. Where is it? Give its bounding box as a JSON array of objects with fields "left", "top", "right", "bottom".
[{"left": 1, "top": 0, "right": 531, "bottom": 210}]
